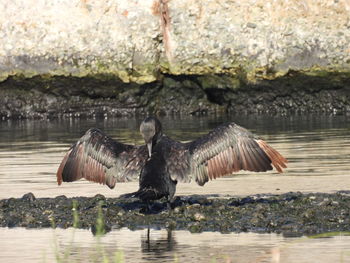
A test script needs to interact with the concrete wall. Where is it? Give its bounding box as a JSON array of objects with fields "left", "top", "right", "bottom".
[{"left": 1, "top": 0, "right": 350, "bottom": 83}]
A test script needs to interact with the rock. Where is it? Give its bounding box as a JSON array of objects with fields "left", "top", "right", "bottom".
[
  {"left": 188, "top": 222, "right": 202, "bottom": 233},
  {"left": 93, "top": 194, "right": 106, "bottom": 202},
  {"left": 246, "top": 22, "right": 257, "bottom": 29},
  {"left": 193, "top": 212, "right": 205, "bottom": 222},
  {"left": 54, "top": 195, "right": 68, "bottom": 201},
  {"left": 23, "top": 213, "right": 36, "bottom": 225},
  {"left": 21, "top": 192, "right": 36, "bottom": 202}
]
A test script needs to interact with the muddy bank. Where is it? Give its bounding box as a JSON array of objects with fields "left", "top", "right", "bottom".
[
  {"left": 0, "top": 72, "right": 349, "bottom": 119},
  {"left": 1, "top": 192, "right": 349, "bottom": 236}
]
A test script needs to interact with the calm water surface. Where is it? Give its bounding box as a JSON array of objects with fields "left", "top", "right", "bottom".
[
  {"left": 0, "top": 115, "right": 349, "bottom": 262},
  {"left": 1, "top": 228, "right": 350, "bottom": 263}
]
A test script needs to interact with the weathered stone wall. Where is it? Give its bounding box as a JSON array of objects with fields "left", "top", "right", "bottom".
[
  {"left": 0, "top": 0, "right": 350, "bottom": 118},
  {"left": 166, "top": 0, "right": 350, "bottom": 78},
  {"left": 1, "top": 0, "right": 350, "bottom": 82},
  {"left": 0, "top": 0, "right": 161, "bottom": 83}
]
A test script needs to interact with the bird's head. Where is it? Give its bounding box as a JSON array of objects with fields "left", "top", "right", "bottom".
[{"left": 140, "top": 116, "right": 162, "bottom": 157}]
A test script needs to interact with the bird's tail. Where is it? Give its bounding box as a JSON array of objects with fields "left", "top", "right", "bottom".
[
  {"left": 119, "top": 192, "right": 138, "bottom": 198},
  {"left": 120, "top": 188, "right": 164, "bottom": 201}
]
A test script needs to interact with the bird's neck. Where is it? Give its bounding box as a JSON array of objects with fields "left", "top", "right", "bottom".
[{"left": 152, "top": 132, "right": 163, "bottom": 146}]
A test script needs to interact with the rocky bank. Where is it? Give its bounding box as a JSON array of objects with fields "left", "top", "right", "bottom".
[
  {"left": 1, "top": 192, "right": 350, "bottom": 235},
  {"left": 0, "top": 72, "right": 349, "bottom": 119}
]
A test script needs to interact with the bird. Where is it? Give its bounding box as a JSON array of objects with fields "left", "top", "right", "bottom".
[{"left": 56, "top": 116, "right": 287, "bottom": 208}]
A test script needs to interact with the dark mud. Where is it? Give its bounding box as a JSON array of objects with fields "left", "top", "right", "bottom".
[
  {"left": 1, "top": 192, "right": 349, "bottom": 236},
  {"left": 0, "top": 72, "right": 349, "bottom": 120}
]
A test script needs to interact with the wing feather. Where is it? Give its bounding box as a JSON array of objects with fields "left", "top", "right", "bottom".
[
  {"left": 247, "top": 141, "right": 271, "bottom": 171},
  {"left": 256, "top": 139, "right": 287, "bottom": 173},
  {"left": 56, "top": 128, "right": 147, "bottom": 188},
  {"left": 231, "top": 146, "right": 241, "bottom": 172},
  {"left": 170, "top": 122, "right": 288, "bottom": 186}
]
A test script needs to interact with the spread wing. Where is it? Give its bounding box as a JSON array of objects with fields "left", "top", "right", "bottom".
[
  {"left": 169, "top": 122, "right": 287, "bottom": 186},
  {"left": 56, "top": 128, "right": 147, "bottom": 189}
]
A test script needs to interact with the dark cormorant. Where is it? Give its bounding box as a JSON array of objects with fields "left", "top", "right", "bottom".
[{"left": 56, "top": 117, "right": 287, "bottom": 207}]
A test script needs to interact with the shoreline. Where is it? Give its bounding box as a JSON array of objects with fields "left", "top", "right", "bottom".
[
  {"left": 0, "top": 73, "right": 349, "bottom": 120},
  {"left": 1, "top": 191, "right": 349, "bottom": 235}
]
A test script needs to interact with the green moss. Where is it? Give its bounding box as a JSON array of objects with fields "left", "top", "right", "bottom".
[
  {"left": 2, "top": 53, "right": 350, "bottom": 86},
  {"left": 197, "top": 75, "right": 241, "bottom": 90},
  {"left": 303, "top": 67, "right": 350, "bottom": 79}
]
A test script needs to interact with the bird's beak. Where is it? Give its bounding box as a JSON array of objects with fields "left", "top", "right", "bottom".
[{"left": 147, "top": 142, "right": 152, "bottom": 158}]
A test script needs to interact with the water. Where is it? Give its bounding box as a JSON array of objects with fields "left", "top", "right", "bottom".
[
  {"left": 0, "top": 115, "right": 350, "bottom": 262},
  {"left": 1, "top": 227, "right": 350, "bottom": 263},
  {"left": 0, "top": 115, "right": 349, "bottom": 199}
]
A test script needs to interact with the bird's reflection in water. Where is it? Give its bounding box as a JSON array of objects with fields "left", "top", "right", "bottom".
[{"left": 141, "top": 228, "right": 176, "bottom": 255}]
